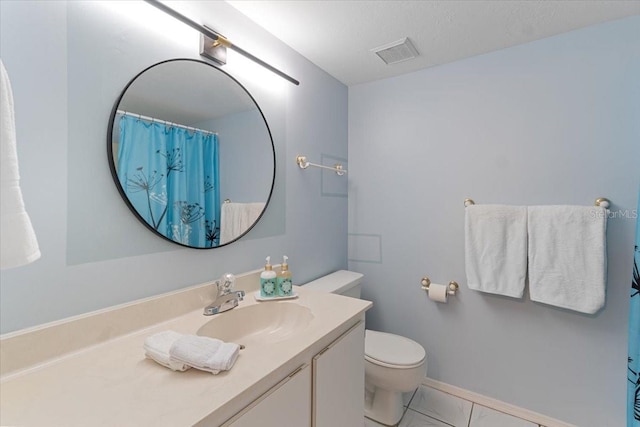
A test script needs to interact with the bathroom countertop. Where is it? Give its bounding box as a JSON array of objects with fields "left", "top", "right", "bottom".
[{"left": 0, "top": 286, "right": 371, "bottom": 426}]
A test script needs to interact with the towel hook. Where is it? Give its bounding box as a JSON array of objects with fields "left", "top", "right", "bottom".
[{"left": 464, "top": 198, "right": 475, "bottom": 207}]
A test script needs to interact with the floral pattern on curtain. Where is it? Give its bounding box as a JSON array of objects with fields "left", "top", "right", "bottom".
[
  {"left": 629, "top": 194, "right": 640, "bottom": 426},
  {"left": 117, "top": 115, "right": 220, "bottom": 247}
]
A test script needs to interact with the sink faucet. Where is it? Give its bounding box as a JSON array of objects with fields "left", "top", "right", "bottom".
[{"left": 204, "top": 273, "right": 245, "bottom": 316}]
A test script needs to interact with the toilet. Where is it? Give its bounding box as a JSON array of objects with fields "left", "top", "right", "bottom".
[{"left": 304, "top": 270, "right": 426, "bottom": 426}]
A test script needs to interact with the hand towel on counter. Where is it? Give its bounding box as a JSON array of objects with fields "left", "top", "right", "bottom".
[
  {"left": 170, "top": 335, "right": 240, "bottom": 374},
  {"left": 528, "top": 205, "right": 607, "bottom": 314},
  {"left": 143, "top": 330, "right": 190, "bottom": 371},
  {"left": 465, "top": 204, "right": 528, "bottom": 298}
]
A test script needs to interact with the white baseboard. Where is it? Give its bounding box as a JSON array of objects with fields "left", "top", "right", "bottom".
[{"left": 421, "top": 377, "right": 577, "bottom": 427}]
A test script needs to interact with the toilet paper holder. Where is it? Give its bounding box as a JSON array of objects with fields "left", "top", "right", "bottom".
[{"left": 420, "top": 277, "right": 459, "bottom": 296}]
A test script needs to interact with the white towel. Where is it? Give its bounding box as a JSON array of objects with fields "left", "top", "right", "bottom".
[
  {"left": 169, "top": 335, "right": 240, "bottom": 374},
  {"left": 220, "top": 202, "right": 265, "bottom": 244},
  {"left": 528, "top": 205, "right": 607, "bottom": 314},
  {"left": 0, "top": 59, "right": 40, "bottom": 269},
  {"left": 465, "top": 204, "right": 528, "bottom": 298},
  {"left": 143, "top": 330, "right": 190, "bottom": 371}
]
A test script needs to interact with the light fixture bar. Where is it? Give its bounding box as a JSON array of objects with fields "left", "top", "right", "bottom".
[{"left": 143, "top": 0, "right": 300, "bottom": 86}]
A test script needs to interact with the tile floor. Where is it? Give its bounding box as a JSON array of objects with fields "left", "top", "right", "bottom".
[{"left": 364, "top": 385, "right": 543, "bottom": 427}]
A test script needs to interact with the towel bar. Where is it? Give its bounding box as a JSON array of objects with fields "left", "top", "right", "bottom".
[
  {"left": 296, "top": 155, "right": 347, "bottom": 176},
  {"left": 463, "top": 198, "right": 610, "bottom": 208}
]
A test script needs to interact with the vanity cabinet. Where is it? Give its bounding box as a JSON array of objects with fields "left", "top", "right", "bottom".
[
  {"left": 0, "top": 276, "right": 372, "bottom": 427},
  {"left": 222, "top": 364, "right": 311, "bottom": 427},
  {"left": 220, "top": 320, "right": 365, "bottom": 427},
  {"left": 312, "top": 321, "right": 365, "bottom": 427}
]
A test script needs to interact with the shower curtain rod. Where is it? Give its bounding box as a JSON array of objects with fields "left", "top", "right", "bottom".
[{"left": 116, "top": 110, "right": 218, "bottom": 136}]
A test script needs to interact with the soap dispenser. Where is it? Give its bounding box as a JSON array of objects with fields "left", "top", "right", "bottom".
[
  {"left": 260, "top": 256, "right": 277, "bottom": 298},
  {"left": 277, "top": 255, "right": 293, "bottom": 297}
]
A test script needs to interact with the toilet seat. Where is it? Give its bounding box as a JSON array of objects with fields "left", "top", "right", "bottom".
[{"left": 364, "top": 330, "right": 426, "bottom": 369}]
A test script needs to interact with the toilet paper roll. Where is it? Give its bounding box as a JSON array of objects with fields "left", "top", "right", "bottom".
[{"left": 428, "top": 283, "right": 448, "bottom": 303}]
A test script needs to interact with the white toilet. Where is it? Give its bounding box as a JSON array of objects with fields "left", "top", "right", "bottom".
[{"left": 304, "top": 270, "right": 426, "bottom": 426}]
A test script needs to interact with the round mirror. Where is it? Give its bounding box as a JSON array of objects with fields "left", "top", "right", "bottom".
[{"left": 107, "top": 59, "right": 275, "bottom": 249}]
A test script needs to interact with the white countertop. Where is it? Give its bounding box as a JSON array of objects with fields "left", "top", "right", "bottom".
[{"left": 0, "top": 286, "right": 371, "bottom": 426}]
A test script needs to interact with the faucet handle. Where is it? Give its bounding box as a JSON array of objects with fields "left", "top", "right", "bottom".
[{"left": 218, "top": 273, "right": 236, "bottom": 295}]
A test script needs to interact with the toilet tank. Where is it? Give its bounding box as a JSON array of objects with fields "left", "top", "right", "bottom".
[{"left": 302, "top": 270, "right": 363, "bottom": 298}]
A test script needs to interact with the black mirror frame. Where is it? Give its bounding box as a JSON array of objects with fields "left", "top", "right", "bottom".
[{"left": 106, "top": 58, "right": 276, "bottom": 249}]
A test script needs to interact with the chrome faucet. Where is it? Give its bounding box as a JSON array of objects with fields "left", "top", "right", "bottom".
[{"left": 203, "top": 273, "right": 245, "bottom": 316}]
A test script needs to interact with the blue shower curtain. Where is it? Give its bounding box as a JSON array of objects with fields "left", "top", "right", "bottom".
[
  {"left": 630, "top": 193, "right": 640, "bottom": 426},
  {"left": 117, "top": 115, "right": 220, "bottom": 247}
]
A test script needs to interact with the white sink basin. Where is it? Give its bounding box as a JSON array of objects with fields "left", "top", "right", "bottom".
[{"left": 197, "top": 301, "right": 314, "bottom": 347}]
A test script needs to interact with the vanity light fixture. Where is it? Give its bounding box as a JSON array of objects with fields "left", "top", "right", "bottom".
[
  {"left": 199, "top": 26, "right": 228, "bottom": 66},
  {"left": 143, "top": 0, "right": 300, "bottom": 86}
]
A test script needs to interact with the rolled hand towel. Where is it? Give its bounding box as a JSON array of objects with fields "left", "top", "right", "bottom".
[
  {"left": 169, "top": 335, "right": 240, "bottom": 374},
  {"left": 143, "top": 330, "right": 190, "bottom": 371}
]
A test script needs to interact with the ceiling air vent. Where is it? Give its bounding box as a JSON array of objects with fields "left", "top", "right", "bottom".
[{"left": 371, "top": 37, "right": 419, "bottom": 65}]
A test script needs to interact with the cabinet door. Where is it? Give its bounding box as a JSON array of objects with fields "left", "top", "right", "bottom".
[
  {"left": 224, "top": 364, "right": 311, "bottom": 427},
  {"left": 312, "top": 321, "right": 365, "bottom": 427}
]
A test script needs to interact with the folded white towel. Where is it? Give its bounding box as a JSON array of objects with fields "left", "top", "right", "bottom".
[
  {"left": 0, "top": 60, "right": 40, "bottom": 269},
  {"left": 143, "top": 330, "right": 190, "bottom": 371},
  {"left": 528, "top": 205, "right": 607, "bottom": 314},
  {"left": 169, "top": 335, "right": 240, "bottom": 374},
  {"left": 465, "top": 204, "right": 528, "bottom": 298}
]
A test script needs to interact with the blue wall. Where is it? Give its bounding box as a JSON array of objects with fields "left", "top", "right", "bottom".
[
  {"left": 349, "top": 16, "right": 640, "bottom": 426},
  {"left": 198, "top": 109, "right": 274, "bottom": 203},
  {"left": 0, "top": 1, "right": 348, "bottom": 333}
]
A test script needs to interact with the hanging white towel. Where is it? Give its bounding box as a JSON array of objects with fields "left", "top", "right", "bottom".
[
  {"left": 143, "top": 330, "right": 190, "bottom": 371},
  {"left": 465, "top": 204, "right": 528, "bottom": 298},
  {"left": 169, "top": 335, "right": 240, "bottom": 374},
  {"left": 0, "top": 59, "right": 40, "bottom": 269},
  {"left": 220, "top": 202, "right": 265, "bottom": 244},
  {"left": 528, "top": 205, "right": 607, "bottom": 314}
]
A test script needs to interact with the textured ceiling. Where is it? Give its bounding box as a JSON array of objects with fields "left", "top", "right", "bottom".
[{"left": 227, "top": 0, "right": 640, "bottom": 86}]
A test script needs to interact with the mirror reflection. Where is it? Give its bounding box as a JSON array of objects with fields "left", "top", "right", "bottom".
[{"left": 108, "top": 59, "right": 275, "bottom": 248}]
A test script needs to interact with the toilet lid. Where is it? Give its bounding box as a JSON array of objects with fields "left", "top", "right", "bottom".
[{"left": 365, "top": 330, "right": 426, "bottom": 367}]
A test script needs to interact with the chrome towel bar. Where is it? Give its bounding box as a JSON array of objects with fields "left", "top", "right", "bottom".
[
  {"left": 296, "top": 155, "right": 347, "bottom": 176},
  {"left": 463, "top": 197, "right": 610, "bottom": 208}
]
